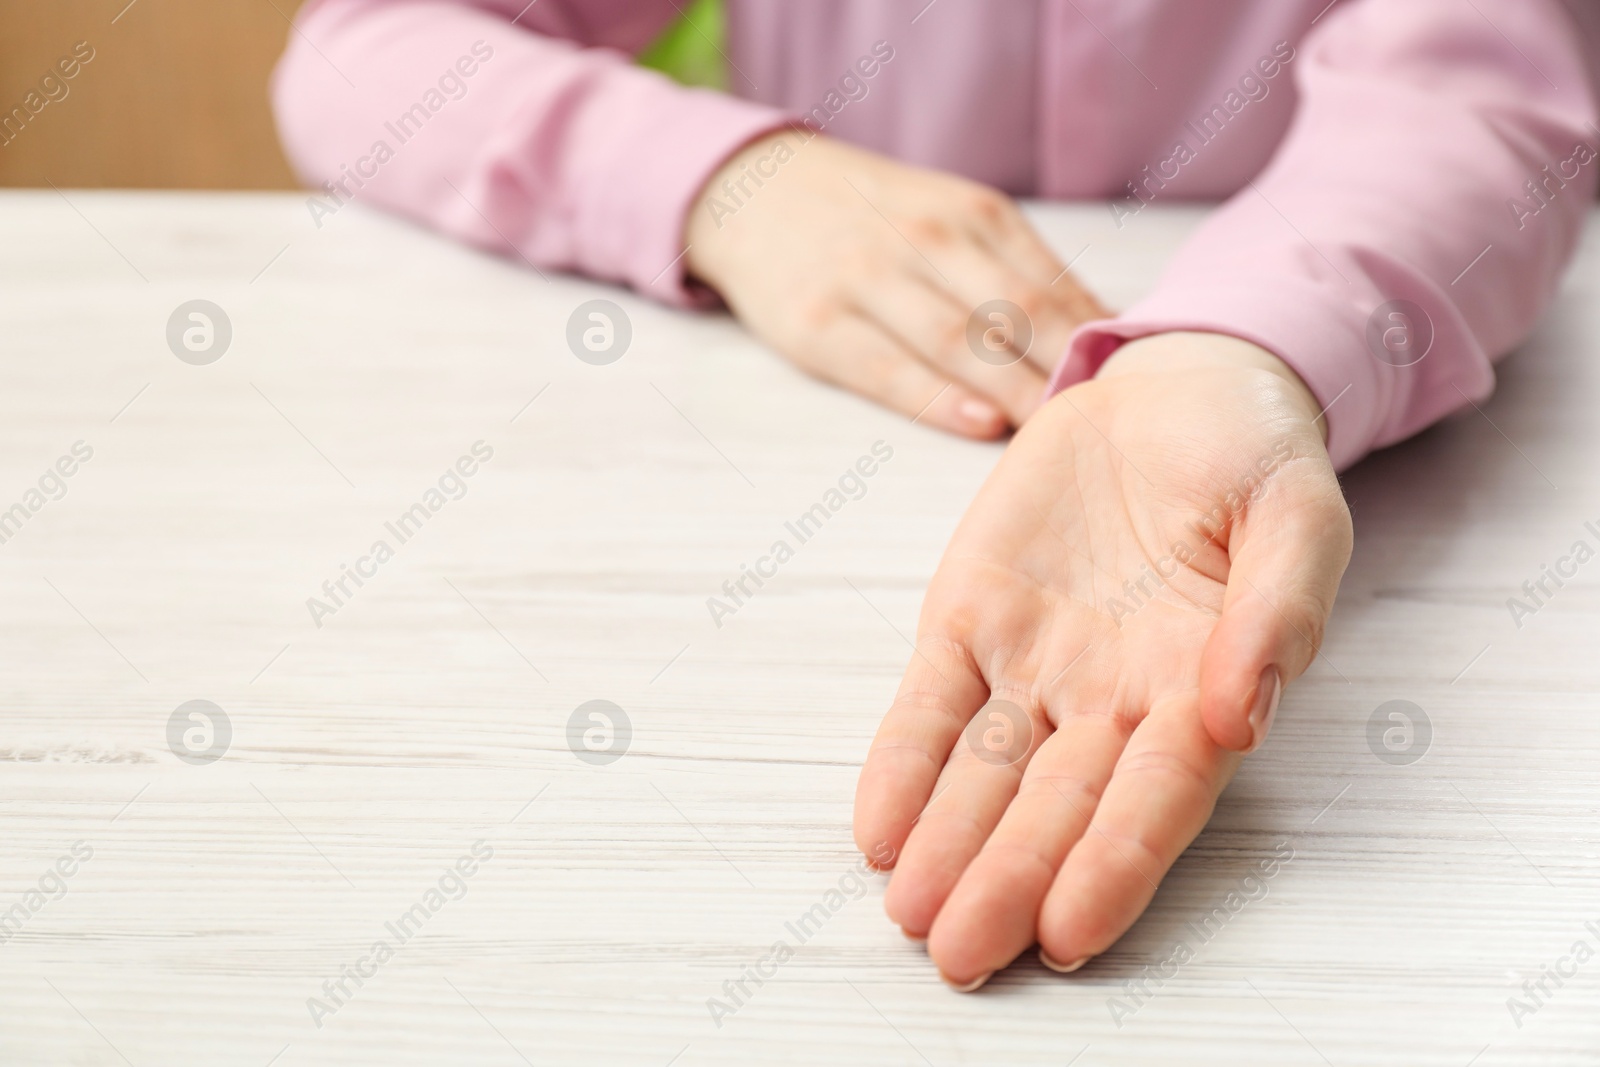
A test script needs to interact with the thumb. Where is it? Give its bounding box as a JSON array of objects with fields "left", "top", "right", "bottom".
[{"left": 1198, "top": 461, "right": 1352, "bottom": 753}]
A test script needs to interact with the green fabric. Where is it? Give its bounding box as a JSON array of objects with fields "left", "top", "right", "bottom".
[{"left": 637, "top": 0, "right": 727, "bottom": 90}]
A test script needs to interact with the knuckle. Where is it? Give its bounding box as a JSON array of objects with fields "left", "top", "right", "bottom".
[
  {"left": 1090, "top": 821, "right": 1168, "bottom": 879},
  {"left": 1007, "top": 288, "right": 1053, "bottom": 329},
  {"left": 1297, "top": 606, "right": 1330, "bottom": 659},
  {"left": 1115, "top": 749, "right": 1214, "bottom": 803},
  {"left": 889, "top": 686, "right": 959, "bottom": 723},
  {"left": 906, "top": 215, "right": 955, "bottom": 247},
  {"left": 797, "top": 295, "right": 846, "bottom": 333},
  {"left": 963, "top": 187, "right": 1009, "bottom": 226},
  {"left": 979, "top": 839, "right": 1058, "bottom": 876},
  {"left": 1020, "top": 773, "right": 1104, "bottom": 814},
  {"left": 1315, "top": 492, "right": 1356, "bottom": 552}
]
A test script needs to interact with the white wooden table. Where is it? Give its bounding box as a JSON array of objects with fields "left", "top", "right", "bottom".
[{"left": 2, "top": 192, "right": 1598, "bottom": 1066}]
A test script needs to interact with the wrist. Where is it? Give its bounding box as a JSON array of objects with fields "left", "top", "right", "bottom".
[
  {"left": 1096, "top": 331, "right": 1327, "bottom": 444},
  {"left": 684, "top": 128, "right": 809, "bottom": 288}
]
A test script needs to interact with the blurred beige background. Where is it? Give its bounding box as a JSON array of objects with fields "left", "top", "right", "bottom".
[{"left": 0, "top": 0, "right": 307, "bottom": 188}]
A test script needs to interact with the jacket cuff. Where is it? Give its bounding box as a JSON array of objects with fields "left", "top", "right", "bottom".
[
  {"left": 583, "top": 76, "right": 793, "bottom": 307},
  {"left": 1043, "top": 274, "right": 1488, "bottom": 472}
]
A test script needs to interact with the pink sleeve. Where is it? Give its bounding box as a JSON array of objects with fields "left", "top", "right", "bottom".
[
  {"left": 270, "top": 0, "right": 793, "bottom": 306},
  {"left": 1047, "top": 0, "right": 1600, "bottom": 471}
]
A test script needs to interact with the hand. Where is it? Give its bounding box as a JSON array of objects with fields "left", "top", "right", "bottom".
[
  {"left": 685, "top": 130, "right": 1109, "bottom": 439},
  {"left": 851, "top": 332, "right": 1352, "bottom": 988}
]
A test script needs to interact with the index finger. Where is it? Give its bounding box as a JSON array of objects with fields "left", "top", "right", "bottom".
[{"left": 1036, "top": 691, "right": 1242, "bottom": 969}]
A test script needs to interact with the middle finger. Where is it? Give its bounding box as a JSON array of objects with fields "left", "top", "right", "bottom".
[
  {"left": 925, "top": 704, "right": 1138, "bottom": 986},
  {"left": 883, "top": 687, "right": 1051, "bottom": 944}
]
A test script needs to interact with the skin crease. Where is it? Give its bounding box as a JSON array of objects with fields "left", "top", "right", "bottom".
[
  {"left": 851, "top": 331, "right": 1353, "bottom": 989},
  {"left": 685, "top": 130, "right": 1109, "bottom": 439}
]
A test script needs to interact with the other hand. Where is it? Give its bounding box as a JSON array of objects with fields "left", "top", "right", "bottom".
[{"left": 685, "top": 131, "right": 1109, "bottom": 438}]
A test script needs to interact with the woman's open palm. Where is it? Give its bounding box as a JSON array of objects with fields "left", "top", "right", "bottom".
[{"left": 852, "top": 334, "right": 1352, "bottom": 987}]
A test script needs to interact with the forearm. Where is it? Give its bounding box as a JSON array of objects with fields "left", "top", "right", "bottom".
[
  {"left": 1052, "top": 0, "right": 1598, "bottom": 470},
  {"left": 272, "top": 0, "right": 790, "bottom": 303}
]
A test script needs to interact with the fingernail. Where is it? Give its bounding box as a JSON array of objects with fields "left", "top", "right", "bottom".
[
  {"left": 958, "top": 398, "right": 1002, "bottom": 425},
  {"left": 1246, "top": 665, "right": 1282, "bottom": 753},
  {"left": 939, "top": 970, "right": 993, "bottom": 992},
  {"left": 1039, "top": 949, "right": 1090, "bottom": 973},
  {"left": 901, "top": 926, "right": 926, "bottom": 943}
]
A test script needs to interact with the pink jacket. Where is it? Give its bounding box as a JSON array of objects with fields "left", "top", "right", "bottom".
[{"left": 272, "top": 0, "right": 1600, "bottom": 470}]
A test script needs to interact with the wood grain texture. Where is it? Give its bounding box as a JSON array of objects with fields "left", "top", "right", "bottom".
[
  {"left": 0, "top": 194, "right": 1598, "bottom": 1065},
  {"left": 0, "top": 0, "right": 306, "bottom": 189}
]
